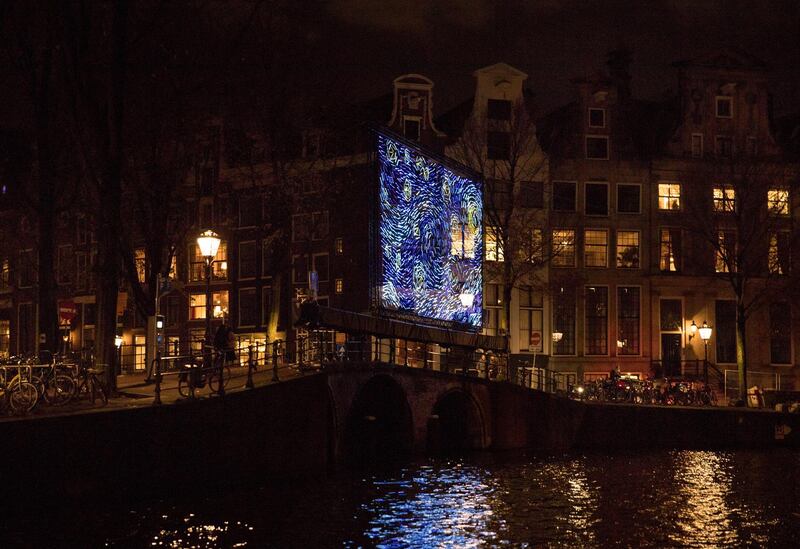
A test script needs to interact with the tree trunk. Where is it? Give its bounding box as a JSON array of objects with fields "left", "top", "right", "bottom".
[
  {"left": 502, "top": 268, "right": 513, "bottom": 352},
  {"left": 35, "top": 117, "right": 58, "bottom": 355},
  {"left": 736, "top": 302, "right": 748, "bottom": 404}
]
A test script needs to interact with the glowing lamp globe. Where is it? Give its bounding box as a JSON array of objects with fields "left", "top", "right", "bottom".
[
  {"left": 197, "top": 229, "right": 221, "bottom": 260},
  {"left": 699, "top": 321, "right": 712, "bottom": 341},
  {"left": 552, "top": 331, "right": 563, "bottom": 343},
  {"left": 459, "top": 291, "right": 475, "bottom": 308},
  {"left": 114, "top": 335, "right": 123, "bottom": 348}
]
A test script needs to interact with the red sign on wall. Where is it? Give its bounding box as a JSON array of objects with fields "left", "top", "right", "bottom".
[
  {"left": 58, "top": 300, "right": 78, "bottom": 323},
  {"left": 529, "top": 330, "right": 542, "bottom": 352}
]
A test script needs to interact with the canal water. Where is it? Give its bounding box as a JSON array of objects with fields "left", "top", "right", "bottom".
[{"left": 5, "top": 449, "right": 800, "bottom": 547}]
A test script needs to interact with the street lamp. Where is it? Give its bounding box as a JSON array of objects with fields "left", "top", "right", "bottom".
[
  {"left": 698, "top": 320, "right": 712, "bottom": 361},
  {"left": 688, "top": 320, "right": 698, "bottom": 341},
  {"left": 115, "top": 335, "right": 123, "bottom": 375},
  {"left": 197, "top": 229, "right": 222, "bottom": 394},
  {"left": 459, "top": 291, "right": 475, "bottom": 308},
  {"left": 552, "top": 331, "right": 563, "bottom": 344}
]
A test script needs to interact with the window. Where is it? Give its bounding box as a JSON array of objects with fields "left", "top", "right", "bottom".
[
  {"left": 485, "top": 226, "right": 504, "bottom": 261},
  {"left": 238, "top": 288, "right": 258, "bottom": 327},
  {"left": 518, "top": 286, "right": 543, "bottom": 352},
  {"left": 716, "top": 231, "right": 737, "bottom": 273},
  {"left": 292, "top": 255, "right": 308, "bottom": 285},
  {"left": 312, "top": 253, "right": 329, "bottom": 282},
  {"left": 334, "top": 278, "right": 344, "bottom": 294},
  {"left": 57, "top": 246, "right": 72, "bottom": 285},
  {"left": 553, "top": 181, "right": 576, "bottom": 211},
  {"left": 292, "top": 213, "right": 311, "bottom": 242},
  {"left": 487, "top": 131, "right": 510, "bottom": 160},
  {"left": 403, "top": 117, "right": 420, "bottom": 140},
  {"left": 18, "top": 250, "right": 35, "bottom": 288},
  {"left": 553, "top": 286, "right": 575, "bottom": 355},
  {"left": 487, "top": 99, "right": 512, "bottom": 121},
  {"left": 76, "top": 252, "right": 88, "bottom": 290},
  {"left": 659, "top": 228, "right": 682, "bottom": 272},
  {"left": 716, "top": 96, "right": 733, "bottom": 118},
  {"left": 617, "top": 287, "right": 640, "bottom": 355},
  {"left": 189, "top": 242, "right": 227, "bottom": 282},
  {"left": 238, "top": 195, "right": 261, "bottom": 227},
  {"left": 135, "top": 248, "right": 146, "bottom": 283},
  {"left": 520, "top": 181, "right": 544, "bottom": 208},
  {"left": 189, "top": 291, "right": 228, "bottom": 320},
  {"left": 262, "top": 240, "right": 272, "bottom": 279},
  {"left": 0, "top": 320, "right": 9, "bottom": 359},
  {"left": 586, "top": 136, "right": 609, "bottom": 159},
  {"left": 585, "top": 286, "right": 608, "bottom": 355},
  {"left": 451, "top": 214, "right": 477, "bottom": 259},
  {"left": 617, "top": 184, "right": 641, "bottom": 214},
  {"left": 716, "top": 136, "right": 733, "bottom": 158},
  {"left": 715, "top": 300, "right": 736, "bottom": 364},
  {"left": 768, "top": 189, "right": 789, "bottom": 215},
  {"left": 769, "top": 232, "right": 791, "bottom": 275},
  {"left": 713, "top": 186, "right": 736, "bottom": 212},
  {"left": 134, "top": 335, "right": 146, "bottom": 371},
  {"left": 769, "top": 302, "right": 791, "bottom": 364},
  {"left": 311, "top": 211, "right": 329, "bottom": 240},
  {"left": 616, "top": 231, "right": 640, "bottom": 268},
  {"left": 658, "top": 183, "right": 681, "bottom": 210},
  {"left": 262, "top": 286, "right": 272, "bottom": 326},
  {"left": 76, "top": 216, "right": 89, "bottom": 245},
  {"left": 691, "top": 134, "right": 703, "bottom": 158},
  {"left": 521, "top": 228, "right": 543, "bottom": 263},
  {"left": 335, "top": 237, "right": 344, "bottom": 255},
  {"left": 589, "top": 108, "right": 605, "bottom": 128},
  {"left": 584, "top": 229, "right": 608, "bottom": 267},
  {"left": 483, "top": 283, "right": 503, "bottom": 336},
  {"left": 165, "top": 296, "right": 180, "bottom": 327},
  {"left": 585, "top": 182, "right": 609, "bottom": 215},
  {"left": 0, "top": 258, "right": 9, "bottom": 292},
  {"left": 552, "top": 229, "right": 576, "bottom": 267},
  {"left": 238, "top": 241, "right": 257, "bottom": 279}
]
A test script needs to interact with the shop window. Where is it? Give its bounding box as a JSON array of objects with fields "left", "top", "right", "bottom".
[
  {"left": 585, "top": 182, "right": 608, "bottom": 215},
  {"left": 553, "top": 181, "right": 576, "bottom": 211},
  {"left": 617, "top": 184, "right": 640, "bottom": 214},
  {"left": 134, "top": 335, "right": 146, "bottom": 371},
  {"left": 658, "top": 183, "right": 681, "bottom": 210},
  {"left": 616, "top": 231, "right": 640, "bottom": 269},
  {"left": 552, "top": 229, "right": 575, "bottom": 267},
  {"left": 584, "top": 229, "right": 608, "bottom": 268},
  {"left": 659, "top": 228, "right": 681, "bottom": 272},
  {"left": 617, "top": 287, "right": 640, "bottom": 355},
  {"left": 769, "top": 302, "right": 791, "bottom": 364},
  {"left": 553, "top": 287, "right": 575, "bottom": 355}
]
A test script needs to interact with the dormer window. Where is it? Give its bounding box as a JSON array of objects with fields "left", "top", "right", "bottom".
[
  {"left": 716, "top": 97, "right": 733, "bottom": 118},
  {"left": 487, "top": 99, "right": 511, "bottom": 121},
  {"left": 403, "top": 117, "right": 420, "bottom": 141},
  {"left": 589, "top": 108, "right": 605, "bottom": 128}
]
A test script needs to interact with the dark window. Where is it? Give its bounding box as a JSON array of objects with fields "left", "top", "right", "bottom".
[
  {"left": 586, "top": 136, "right": 609, "bottom": 159},
  {"left": 770, "top": 302, "right": 791, "bottom": 364},
  {"left": 262, "top": 286, "right": 272, "bottom": 326},
  {"left": 553, "top": 287, "right": 576, "bottom": 355},
  {"left": 585, "top": 286, "right": 608, "bottom": 355},
  {"left": 487, "top": 131, "right": 510, "bottom": 160},
  {"left": 585, "top": 183, "right": 608, "bottom": 215},
  {"left": 617, "top": 184, "right": 640, "bottom": 214},
  {"left": 293, "top": 255, "right": 308, "bottom": 285},
  {"left": 520, "top": 181, "right": 544, "bottom": 208},
  {"left": 715, "top": 300, "right": 736, "bottom": 364},
  {"left": 716, "top": 97, "right": 732, "bottom": 118},
  {"left": 660, "top": 299, "right": 682, "bottom": 332},
  {"left": 238, "top": 288, "right": 258, "bottom": 327},
  {"left": 238, "top": 196, "right": 261, "bottom": 227},
  {"left": 617, "top": 287, "right": 640, "bottom": 355},
  {"left": 311, "top": 211, "right": 329, "bottom": 240},
  {"left": 553, "top": 181, "right": 576, "bottom": 211},
  {"left": 487, "top": 99, "right": 512, "bottom": 121},
  {"left": 238, "top": 241, "right": 257, "bottom": 279},
  {"left": 589, "top": 108, "right": 605, "bottom": 127},
  {"left": 313, "top": 254, "right": 329, "bottom": 282},
  {"left": 716, "top": 136, "right": 733, "bottom": 158},
  {"left": 403, "top": 118, "right": 420, "bottom": 140},
  {"left": 166, "top": 296, "right": 180, "bottom": 327}
]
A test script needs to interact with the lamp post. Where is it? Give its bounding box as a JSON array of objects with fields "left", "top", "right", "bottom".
[
  {"left": 197, "top": 229, "right": 222, "bottom": 393},
  {"left": 114, "top": 334, "right": 123, "bottom": 375},
  {"left": 698, "top": 320, "right": 712, "bottom": 361}
]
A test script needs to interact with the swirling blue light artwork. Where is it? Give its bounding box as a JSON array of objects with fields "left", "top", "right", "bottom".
[{"left": 377, "top": 133, "right": 483, "bottom": 327}]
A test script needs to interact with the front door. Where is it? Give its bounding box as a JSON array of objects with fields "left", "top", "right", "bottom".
[{"left": 661, "top": 334, "right": 682, "bottom": 377}]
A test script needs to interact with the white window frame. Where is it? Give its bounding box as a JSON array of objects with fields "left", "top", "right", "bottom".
[
  {"left": 616, "top": 285, "right": 642, "bottom": 356},
  {"left": 691, "top": 133, "right": 704, "bottom": 158},
  {"left": 658, "top": 182, "right": 681, "bottom": 211},
  {"left": 588, "top": 108, "right": 606, "bottom": 128},
  {"left": 238, "top": 287, "right": 258, "bottom": 328},
  {"left": 238, "top": 240, "right": 257, "bottom": 281},
  {"left": 716, "top": 96, "right": 733, "bottom": 118},
  {"left": 584, "top": 285, "right": 610, "bottom": 356},
  {"left": 616, "top": 230, "right": 641, "bottom": 269},
  {"left": 584, "top": 229, "right": 608, "bottom": 268}
]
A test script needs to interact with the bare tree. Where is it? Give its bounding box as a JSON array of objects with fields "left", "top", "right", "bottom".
[{"left": 681, "top": 156, "right": 800, "bottom": 403}]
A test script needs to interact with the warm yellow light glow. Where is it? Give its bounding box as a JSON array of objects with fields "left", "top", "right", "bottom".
[{"left": 197, "top": 229, "right": 221, "bottom": 259}]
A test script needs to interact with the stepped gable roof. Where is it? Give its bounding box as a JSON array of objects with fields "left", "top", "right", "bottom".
[
  {"left": 472, "top": 62, "right": 528, "bottom": 79},
  {"left": 672, "top": 48, "right": 769, "bottom": 71}
]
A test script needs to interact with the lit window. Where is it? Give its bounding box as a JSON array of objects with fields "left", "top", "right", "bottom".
[
  {"left": 335, "top": 278, "right": 344, "bottom": 294},
  {"left": 482, "top": 283, "right": 503, "bottom": 336},
  {"left": 451, "top": 214, "right": 477, "bottom": 259},
  {"left": 586, "top": 136, "right": 609, "bottom": 159},
  {"left": 552, "top": 229, "right": 575, "bottom": 267},
  {"left": 135, "top": 248, "right": 146, "bottom": 284},
  {"left": 485, "top": 226, "right": 504, "bottom": 261},
  {"left": 189, "top": 291, "right": 229, "bottom": 320},
  {"left": 691, "top": 134, "right": 703, "bottom": 158},
  {"left": 659, "top": 228, "right": 681, "bottom": 272},
  {"left": 713, "top": 186, "right": 736, "bottom": 212},
  {"left": 716, "top": 96, "right": 733, "bottom": 118},
  {"left": 335, "top": 237, "right": 344, "bottom": 255},
  {"left": 716, "top": 231, "right": 736, "bottom": 273},
  {"left": 616, "top": 231, "right": 640, "bottom": 268},
  {"left": 769, "top": 232, "right": 790, "bottom": 275},
  {"left": 589, "top": 108, "right": 605, "bottom": 128},
  {"left": 584, "top": 229, "right": 608, "bottom": 267},
  {"left": 190, "top": 242, "right": 227, "bottom": 282},
  {"left": 658, "top": 183, "right": 681, "bottom": 210},
  {"left": 768, "top": 189, "right": 789, "bottom": 215},
  {"left": 518, "top": 286, "right": 543, "bottom": 352},
  {"left": 0, "top": 258, "right": 9, "bottom": 291}
]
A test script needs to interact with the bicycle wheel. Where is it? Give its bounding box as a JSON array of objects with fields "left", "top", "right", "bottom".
[
  {"left": 9, "top": 381, "right": 39, "bottom": 414},
  {"left": 207, "top": 365, "right": 231, "bottom": 393},
  {"left": 44, "top": 375, "right": 76, "bottom": 406},
  {"left": 178, "top": 371, "right": 190, "bottom": 397}
]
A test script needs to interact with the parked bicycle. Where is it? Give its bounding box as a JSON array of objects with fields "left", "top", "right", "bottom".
[
  {"left": 73, "top": 363, "right": 108, "bottom": 406},
  {"left": 177, "top": 349, "right": 231, "bottom": 398},
  {"left": 0, "top": 365, "right": 39, "bottom": 415}
]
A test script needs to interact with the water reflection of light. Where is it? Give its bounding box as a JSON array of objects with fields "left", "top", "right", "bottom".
[
  {"left": 147, "top": 513, "right": 252, "bottom": 548},
  {"left": 359, "top": 463, "right": 498, "bottom": 547},
  {"left": 673, "top": 451, "right": 737, "bottom": 547}
]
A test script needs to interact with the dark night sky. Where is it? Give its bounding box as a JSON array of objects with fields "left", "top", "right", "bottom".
[{"left": 317, "top": 0, "right": 800, "bottom": 117}]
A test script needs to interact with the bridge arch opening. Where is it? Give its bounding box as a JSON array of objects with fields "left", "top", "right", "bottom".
[
  {"left": 428, "top": 390, "right": 485, "bottom": 454},
  {"left": 344, "top": 375, "right": 413, "bottom": 465}
]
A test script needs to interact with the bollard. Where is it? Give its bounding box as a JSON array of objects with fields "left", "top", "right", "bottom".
[
  {"left": 246, "top": 344, "right": 254, "bottom": 388},
  {"left": 272, "top": 340, "right": 280, "bottom": 382},
  {"left": 153, "top": 352, "right": 162, "bottom": 406}
]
